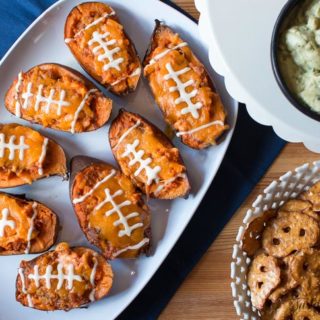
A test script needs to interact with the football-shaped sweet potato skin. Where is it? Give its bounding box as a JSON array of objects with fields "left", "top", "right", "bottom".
[
  {"left": 5, "top": 63, "right": 112, "bottom": 133},
  {"left": 0, "top": 193, "right": 58, "bottom": 255},
  {"left": 65, "top": 2, "right": 141, "bottom": 96},
  {"left": 70, "top": 156, "right": 151, "bottom": 259},
  {"left": 143, "top": 21, "right": 228, "bottom": 149},
  {"left": 0, "top": 123, "right": 67, "bottom": 188},
  {"left": 109, "top": 110, "right": 190, "bottom": 199},
  {"left": 16, "top": 242, "right": 113, "bottom": 311}
]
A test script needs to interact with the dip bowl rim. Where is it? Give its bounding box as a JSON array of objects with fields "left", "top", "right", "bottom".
[{"left": 271, "top": 0, "right": 320, "bottom": 123}]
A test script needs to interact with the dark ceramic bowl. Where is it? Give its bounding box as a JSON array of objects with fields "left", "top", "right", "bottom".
[{"left": 271, "top": 0, "right": 320, "bottom": 122}]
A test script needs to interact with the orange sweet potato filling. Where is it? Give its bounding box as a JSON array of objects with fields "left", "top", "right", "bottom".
[
  {"left": 16, "top": 243, "right": 113, "bottom": 311},
  {"left": 0, "top": 124, "right": 66, "bottom": 188},
  {"left": 0, "top": 194, "right": 38, "bottom": 252},
  {"left": 5, "top": 64, "right": 112, "bottom": 133},
  {"left": 0, "top": 124, "right": 45, "bottom": 177},
  {"left": 0, "top": 193, "right": 57, "bottom": 254},
  {"left": 110, "top": 110, "right": 190, "bottom": 199},
  {"left": 144, "top": 24, "right": 228, "bottom": 149},
  {"left": 72, "top": 163, "right": 150, "bottom": 259},
  {"left": 65, "top": 2, "right": 141, "bottom": 95}
]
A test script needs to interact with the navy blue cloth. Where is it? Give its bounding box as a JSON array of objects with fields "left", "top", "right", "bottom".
[{"left": 0, "top": 1, "right": 286, "bottom": 319}]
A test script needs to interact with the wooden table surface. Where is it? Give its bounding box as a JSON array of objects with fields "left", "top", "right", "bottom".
[{"left": 159, "top": 1, "right": 320, "bottom": 319}]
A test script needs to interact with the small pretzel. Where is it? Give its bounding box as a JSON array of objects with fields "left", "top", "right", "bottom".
[
  {"left": 291, "top": 249, "right": 320, "bottom": 306},
  {"left": 248, "top": 253, "right": 281, "bottom": 310},
  {"left": 241, "top": 210, "right": 277, "bottom": 256},
  {"left": 300, "top": 181, "right": 320, "bottom": 212},
  {"left": 279, "top": 198, "right": 320, "bottom": 221},
  {"left": 268, "top": 254, "right": 299, "bottom": 303},
  {"left": 274, "top": 299, "right": 320, "bottom": 320},
  {"left": 262, "top": 211, "right": 320, "bottom": 258}
]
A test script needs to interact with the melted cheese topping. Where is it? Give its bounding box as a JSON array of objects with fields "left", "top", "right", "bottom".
[
  {"left": 114, "top": 120, "right": 186, "bottom": 193},
  {"left": 0, "top": 194, "right": 39, "bottom": 251},
  {"left": 65, "top": 6, "right": 140, "bottom": 90},
  {"left": 21, "top": 243, "right": 103, "bottom": 303},
  {"left": 121, "top": 139, "right": 161, "bottom": 186},
  {"left": 73, "top": 165, "right": 149, "bottom": 257},
  {"left": 28, "top": 263, "right": 83, "bottom": 290},
  {"left": 14, "top": 68, "right": 97, "bottom": 133},
  {"left": 144, "top": 29, "right": 227, "bottom": 147},
  {"left": 0, "top": 124, "right": 48, "bottom": 177}
]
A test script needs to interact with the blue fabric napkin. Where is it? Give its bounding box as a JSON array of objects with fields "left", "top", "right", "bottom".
[{"left": 0, "top": 1, "right": 286, "bottom": 319}]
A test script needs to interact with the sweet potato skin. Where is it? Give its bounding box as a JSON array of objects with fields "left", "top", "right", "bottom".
[
  {"left": 109, "top": 110, "right": 190, "bottom": 199},
  {"left": 70, "top": 156, "right": 151, "bottom": 259},
  {"left": 143, "top": 21, "right": 228, "bottom": 149},
  {"left": 5, "top": 63, "right": 112, "bottom": 133},
  {"left": 0, "top": 123, "right": 67, "bottom": 188},
  {"left": 16, "top": 243, "right": 113, "bottom": 311},
  {"left": 0, "top": 193, "right": 58, "bottom": 255},
  {"left": 64, "top": 2, "right": 141, "bottom": 96}
]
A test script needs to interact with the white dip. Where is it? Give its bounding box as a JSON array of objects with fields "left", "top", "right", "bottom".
[{"left": 279, "top": 0, "right": 320, "bottom": 113}]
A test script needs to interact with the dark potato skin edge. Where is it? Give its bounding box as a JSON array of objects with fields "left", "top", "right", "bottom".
[
  {"left": 69, "top": 155, "right": 105, "bottom": 193},
  {"left": 143, "top": 20, "right": 220, "bottom": 93},
  {"left": 142, "top": 19, "right": 162, "bottom": 65},
  {"left": 69, "top": 155, "right": 104, "bottom": 219}
]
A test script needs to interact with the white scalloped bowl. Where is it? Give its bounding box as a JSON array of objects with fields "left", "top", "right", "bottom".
[
  {"left": 195, "top": 0, "right": 320, "bottom": 153},
  {"left": 231, "top": 161, "right": 320, "bottom": 319}
]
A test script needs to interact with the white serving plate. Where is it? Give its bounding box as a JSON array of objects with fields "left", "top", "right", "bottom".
[
  {"left": 0, "top": 1, "right": 237, "bottom": 319},
  {"left": 196, "top": 0, "right": 320, "bottom": 153}
]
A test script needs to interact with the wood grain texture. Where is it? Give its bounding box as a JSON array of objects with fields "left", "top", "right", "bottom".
[
  {"left": 159, "top": 2, "right": 320, "bottom": 319},
  {"left": 170, "top": 0, "right": 199, "bottom": 20}
]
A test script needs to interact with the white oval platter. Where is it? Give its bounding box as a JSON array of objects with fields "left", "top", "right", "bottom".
[
  {"left": 0, "top": 0, "right": 237, "bottom": 319},
  {"left": 195, "top": 0, "right": 320, "bottom": 153}
]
